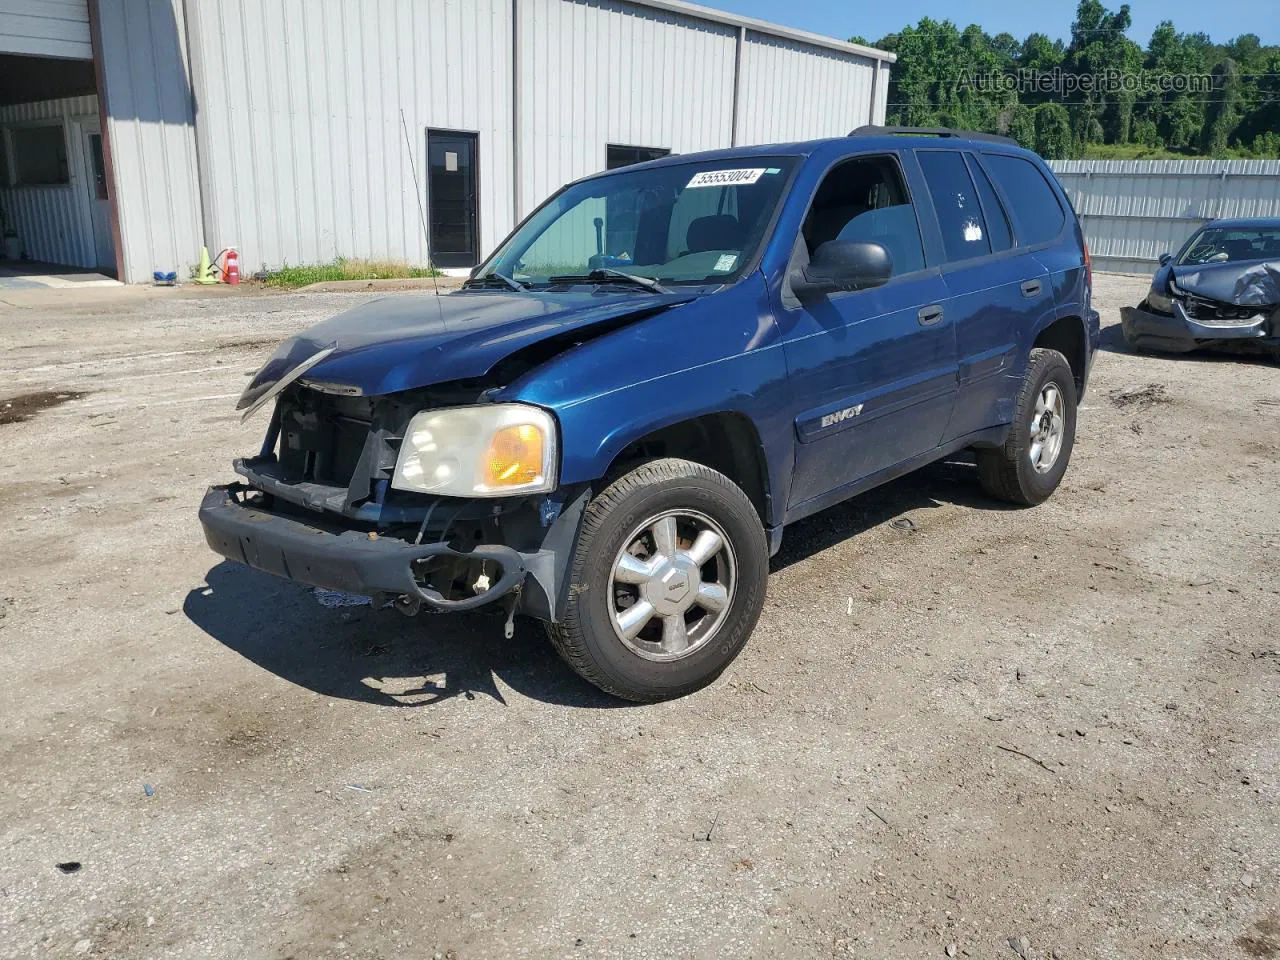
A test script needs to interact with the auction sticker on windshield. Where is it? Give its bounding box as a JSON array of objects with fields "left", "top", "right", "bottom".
[{"left": 686, "top": 168, "right": 766, "bottom": 188}]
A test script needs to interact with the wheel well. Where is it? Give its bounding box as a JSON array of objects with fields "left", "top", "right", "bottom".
[
  {"left": 1033, "top": 316, "right": 1086, "bottom": 394},
  {"left": 607, "top": 413, "right": 771, "bottom": 525}
]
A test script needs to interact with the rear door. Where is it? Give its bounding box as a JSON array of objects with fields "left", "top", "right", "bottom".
[
  {"left": 913, "top": 149, "right": 1052, "bottom": 441},
  {"left": 776, "top": 151, "right": 957, "bottom": 514},
  {"left": 981, "top": 152, "right": 1085, "bottom": 343}
]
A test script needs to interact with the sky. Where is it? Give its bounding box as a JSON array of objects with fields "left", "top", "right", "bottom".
[{"left": 692, "top": 0, "right": 1280, "bottom": 48}]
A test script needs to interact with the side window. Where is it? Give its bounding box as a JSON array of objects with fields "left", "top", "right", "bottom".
[
  {"left": 801, "top": 155, "right": 924, "bottom": 277},
  {"left": 984, "top": 154, "right": 1066, "bottom": 246},
  {"left": 966, "top": 155, "right": 1012, "bottom": 253},
  {"left": 917, "top": 150, "right": 991, "bottom": 263}
]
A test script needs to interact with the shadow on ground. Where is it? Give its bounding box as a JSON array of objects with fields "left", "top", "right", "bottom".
[
  {"left": 187, "top": 457, "right": 1010, "bottom": 708},
  {"left": 184, "top": 563, "right": 627, "bottom": 710},
  {"left": 771, "top": 455, "right": 1014, "bottom": 572}
]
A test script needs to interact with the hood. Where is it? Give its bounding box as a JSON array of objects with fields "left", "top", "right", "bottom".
[
  {"left": 238, "top": 288, "right": 696, "bottom": 408},
  {"left": 1171, "top": 260, "right": 1280, "bottom": 307}
]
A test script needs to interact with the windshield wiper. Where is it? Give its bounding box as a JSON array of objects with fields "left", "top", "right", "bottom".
[
  {"left": 462, "top": 272, "right": 526, "bottom": 292},
  {"left": 548, "top": 268, "right": 671, "bottom": 295}
]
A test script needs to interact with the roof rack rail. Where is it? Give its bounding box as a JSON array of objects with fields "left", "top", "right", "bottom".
[{"left": 848, "top": 125, "right": 1019, "bottom": 147}]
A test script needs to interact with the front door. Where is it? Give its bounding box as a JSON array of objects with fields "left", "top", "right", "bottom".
[
  {"left": 78, "top": 119, "right": 114, "bottom": 272},
  {"left": 779, "top": 153, "right": 958, "bottom": 516},
  {"left": 427, "top": 130, "right": 478, "bottom": 269}
]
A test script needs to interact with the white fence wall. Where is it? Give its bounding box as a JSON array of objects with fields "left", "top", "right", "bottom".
[
  {"left": 0, "top": 95, "right": 100, "bottom": 268},
  {"left": 1049, "top": 159, "right": 1280, "bottom": 275}
]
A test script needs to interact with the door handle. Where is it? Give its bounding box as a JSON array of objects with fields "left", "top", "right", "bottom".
[
  {"left": 917, "top": 305, "right": 944, "bottom": 326},
  {"left": 1020, "top": 279, "right": 1043, "bottom": 298}
]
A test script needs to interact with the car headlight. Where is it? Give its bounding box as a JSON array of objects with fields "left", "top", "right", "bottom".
[
  {"left": 391, "top": 403, "right": 558, "bottom": 497},
  {"left": 1147, "top": 284, "right": 1175, "bottom": 314}
]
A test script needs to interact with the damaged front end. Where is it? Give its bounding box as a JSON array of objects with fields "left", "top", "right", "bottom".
[
  {"left": 1122, "top": 260, "right": 1280, "bottom": 354},
  {"left": 198, "top": 287, "right": 700, "bottom": 624},
  {"left": 200, "top": 375, "right": 588, "bottom": 628}
]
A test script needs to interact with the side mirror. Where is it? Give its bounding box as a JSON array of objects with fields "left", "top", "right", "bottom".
[
  {"left": 793, "top": 240, "right": 893, "bottom": 297},
  {"left": 1158, "top": 252, "right": 1172, "bottom": 267}
]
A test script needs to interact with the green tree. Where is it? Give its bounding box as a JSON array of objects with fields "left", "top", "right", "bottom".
[
  {"left": 1033, "top": 103, "right": 1074, "bottom": 158},
  {"left": 1201, "top": 57, "right": 1244, "bottom": 155},
  {"left": 863, "top": 6, "right": 1280, "bottom": 158}
]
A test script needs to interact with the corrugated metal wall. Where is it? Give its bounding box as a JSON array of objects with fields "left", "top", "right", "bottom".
[
  {"left": 185, "top": 0, "right": 513, "bottom": 274},
  {"left": 736, "top": 32, "right": 878, "bottom": 146},
  {"left": 0, "top": 0, "right": 91, "bottom": 59},
  {"left": 1049, "top": 159, "right": 1280, "bottom": 274},
  {"left": 95, "top": 0, "right": 204, "bottom": 282},
  {"left": 0, "top": 95, "right": 99, "bottom": 267},
  {"left": 516, "top": 0, "right": 739, "bottom": 220},
  {"left": 89, "top": 0, "right": 888, "bottom": 278}
]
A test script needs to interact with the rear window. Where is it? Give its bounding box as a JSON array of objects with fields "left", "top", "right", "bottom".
[
  {"left": 966, "top": 156, "right": 1012, "bottom": 253},
  {"left": 917, "top": 150, "right": 991, "bottom": 263},
  {"left": 984, "top": 154, "right": 1066, "bottom": 246}
]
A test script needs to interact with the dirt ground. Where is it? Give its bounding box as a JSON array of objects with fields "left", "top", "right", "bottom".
[{"left": 0, "top": 273, "right": 1277, "bottom": 960}]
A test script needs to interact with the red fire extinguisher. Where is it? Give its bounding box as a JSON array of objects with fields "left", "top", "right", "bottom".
[{"left": 223, "top": 246, "right": 240, "bottom": 285}]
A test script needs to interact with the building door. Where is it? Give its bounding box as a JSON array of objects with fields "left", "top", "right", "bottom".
[
  {"left": 77, "top": 118, "right": 114, "bottom": 271},
  {"left": 426, "top": 130, "right": 478, "bottom": 268}
]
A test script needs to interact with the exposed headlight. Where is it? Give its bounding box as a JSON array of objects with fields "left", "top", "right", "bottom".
[
  {"left": 1147, "top": 284, "right": 1175, "bottom": 314},
  {"left": 391, "top": 403, "right": 558, "bottom": 497}
]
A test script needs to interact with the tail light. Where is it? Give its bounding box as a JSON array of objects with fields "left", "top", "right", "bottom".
[{"left": 1083, "top": 241, "right": 1093, "bottom": 294}]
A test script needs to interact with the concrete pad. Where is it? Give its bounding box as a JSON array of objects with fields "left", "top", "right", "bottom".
[{"left": 0, "top": 261, "right": 122, "bottom": 289}]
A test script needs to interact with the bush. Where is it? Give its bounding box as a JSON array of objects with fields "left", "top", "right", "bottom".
[{"left": 264, "top": 258, "right": 440, "bottom": 288}]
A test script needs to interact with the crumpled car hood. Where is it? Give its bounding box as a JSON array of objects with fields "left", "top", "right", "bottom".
[
  {"left": 238, "top": 288, "right": 695, "bottom": 409},
  {"left": 1172, "top": 260, "right": 1280, "bottom": 307}
]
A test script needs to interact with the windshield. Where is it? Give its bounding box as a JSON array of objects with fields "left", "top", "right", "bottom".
[
  {"left": 477, "top": 157, "right": 798, "bottom": 287},
  {"left": 1178, "top": 226, "right": 1280, "bottom": 266}
]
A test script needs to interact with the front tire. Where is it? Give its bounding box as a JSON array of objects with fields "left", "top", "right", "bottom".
[
  {"left": 547, "top": 458, "right": 768, "bottom": 702},
  {"left": 977, "top": 347, "right": 1077, "bottom": 506}
]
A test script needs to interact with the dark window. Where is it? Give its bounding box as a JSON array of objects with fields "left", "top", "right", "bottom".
[
  {"left": 606, "top": 144, "right": 670, "bottom": 170},
  {"left": 10, "top": 124, "right": 69, "bottom": 185},
  {"left": 966, "top": 155, "right": 1011, "bottom": 253},
  {"left": 917, "top": 150, "right": 991, "bottom": 263},
  {"left": 984, "top": 154, "right": 1065, "bottom": 246},
  {"left": 802, "top": 155, "right": 924, "bottom": 277},
  {"left": 88, "top": 133, "right": 108, "bottom": 200}
]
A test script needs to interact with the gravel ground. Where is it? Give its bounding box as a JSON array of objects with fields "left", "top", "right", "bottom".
[{"left": 0, "top": 274, "right": 1277, "bottom": 960}]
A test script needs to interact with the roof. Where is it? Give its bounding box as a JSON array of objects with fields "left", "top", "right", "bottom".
[
  {"left": 1205, "top": 217, "right": 1280, "bottom": 230},
  {"left": 625, "top": 0, "right": 896, "bottom": 63},
  {"left": 576, "top": 132, "right": 1037, "bottom": 183}
]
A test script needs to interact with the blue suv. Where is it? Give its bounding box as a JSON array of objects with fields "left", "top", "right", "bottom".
[{"left": 200, "top": 126, "right": 1099, "bottom": 702}]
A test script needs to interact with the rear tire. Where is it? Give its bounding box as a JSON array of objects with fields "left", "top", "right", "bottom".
[
  {"left": 977, "top": 347, "right": 1077, "bottom": 506},
  {"left": 546, "top": 458, "right": 768, "bottom": 702}
]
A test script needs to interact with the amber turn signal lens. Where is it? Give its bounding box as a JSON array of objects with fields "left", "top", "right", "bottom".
[{"left": 483, "top": 424, "right": 545, "bottom": 488}]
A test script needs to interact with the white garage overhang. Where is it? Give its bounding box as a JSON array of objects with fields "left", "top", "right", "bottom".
[{"left": 0, "top": 0, "right": 92, "bottom": 60}]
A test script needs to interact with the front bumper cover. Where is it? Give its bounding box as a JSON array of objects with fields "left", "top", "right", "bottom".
[
  {"left": 199, "top": 485, "right": 528, "bottom": 612},
  {"left": 1121, "top": 300, "right": 1276, "bottom": 350}
]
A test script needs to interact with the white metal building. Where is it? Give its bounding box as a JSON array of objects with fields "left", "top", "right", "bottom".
[{"left": 0, "top": 0, "right": 892, "bottom": 282}]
